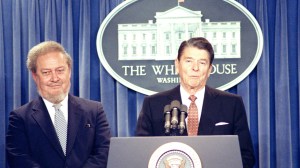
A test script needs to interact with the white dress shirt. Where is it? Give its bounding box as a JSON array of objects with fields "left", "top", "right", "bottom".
[
  {"left": 180, "top": 86, "right": 205, "bottom": 129},
  {"left": 43, "top": 95, "right": 69, "bottom": 125}
]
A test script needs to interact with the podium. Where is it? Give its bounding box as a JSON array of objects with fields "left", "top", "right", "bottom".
[{"left": 107, "top": 135, "right": 243, "bottom": 168}]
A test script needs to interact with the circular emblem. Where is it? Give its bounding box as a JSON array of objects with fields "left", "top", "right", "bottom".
[
  {"left": 97, "top": 0, "right": 263, "bottom": 95},
  {"left": 148, "top": 142, "right": 202, "bottom": 168}
]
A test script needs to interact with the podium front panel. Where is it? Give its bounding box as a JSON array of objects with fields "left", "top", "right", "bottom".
[{"left": 107, "top": 135, "right": 242, "bottom": 168}]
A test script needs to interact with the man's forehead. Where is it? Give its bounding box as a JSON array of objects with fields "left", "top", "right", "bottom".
[
  {"left": 182, "top": 54, "right": 209, "bottom": 60},
  {"left": 36, "top": 57, "right": 68, "bottom": 69}
]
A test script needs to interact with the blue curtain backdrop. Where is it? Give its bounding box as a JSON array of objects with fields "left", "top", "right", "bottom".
[{"left": 0, "top": 0, "right": 299, "bottom": 167}]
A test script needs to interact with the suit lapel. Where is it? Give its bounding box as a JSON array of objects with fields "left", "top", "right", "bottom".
[
  {"left": 66, "top": 95, "right": 82, "bottom": 156},
  {"left": 167, "top": 85, "right": 182, "bottom": 102},
  {"left": 198, "top": 86, "right": 220, "bottom": 135},
  {"left": 31, "top": 97, "right": 65, "bottom": 157}
]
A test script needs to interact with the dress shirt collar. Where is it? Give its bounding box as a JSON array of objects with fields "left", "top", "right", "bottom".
[
  {"left": 180, "top": 85, "right": 206, "bottom": 125},
  {"left": 43, "top": 95, "right": 69, "bottom": 124},
  {"left": 180, "top": 85, "right": 205, "bottom": 106}
]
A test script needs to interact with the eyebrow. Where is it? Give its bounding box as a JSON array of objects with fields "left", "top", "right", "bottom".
[
  {"left": 40, "top": 66, "right": 65, "bottom": 70},
  {"left": 184, "top": 57, "right": 208, "bottom": 61}
]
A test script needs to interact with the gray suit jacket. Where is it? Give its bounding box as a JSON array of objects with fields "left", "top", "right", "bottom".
[
  {"left": 135, "top": 85, "right": 255, "bottom": 168},
  {"left": 6, "top": 94, "right": 111, "bottom": 168}
]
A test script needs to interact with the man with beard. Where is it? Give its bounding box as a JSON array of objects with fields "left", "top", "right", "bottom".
[{"left": 6, "top": 41, "right": 111, "bottom": 168}]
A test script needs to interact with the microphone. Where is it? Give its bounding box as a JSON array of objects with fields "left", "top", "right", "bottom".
[
  {"left": 170, "top": 100, "right": 181, "bottom": 129},
  {"left": 164, "top": 105, "right": 171, "bottom": 134},
  {"left": 179, "top": 104, "right": 188, "bottom": 135}
]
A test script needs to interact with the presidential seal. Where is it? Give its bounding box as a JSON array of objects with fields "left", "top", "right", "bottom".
[{"left": 148, "top": 142, "right": 201, "bottom": 168}]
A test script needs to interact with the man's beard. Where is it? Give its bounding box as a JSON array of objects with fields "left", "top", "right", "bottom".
[
  {"left": 44, "top": 92, "right": 68, "bottom": 104},
  {"left": 38, "top": 85, "right": 70, "bottom": 104}
]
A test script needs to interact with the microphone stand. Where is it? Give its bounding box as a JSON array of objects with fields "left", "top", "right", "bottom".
[{"left": 164, "top": 100, "right": 188, "bottom": 136}]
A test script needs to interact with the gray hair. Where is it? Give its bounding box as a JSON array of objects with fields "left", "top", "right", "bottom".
[{"left": 26, "top": 41, "right": 72, "bottom": 73}]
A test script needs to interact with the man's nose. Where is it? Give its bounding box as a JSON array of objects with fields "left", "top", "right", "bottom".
[
  {"left": 50, "top": 72, "right": 59, "bottom": 81},
  {"left": 192, "top": 62, "right": 199, "bottom": 71}
]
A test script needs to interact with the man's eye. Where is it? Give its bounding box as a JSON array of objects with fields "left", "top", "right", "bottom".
[
  {"left": 57, "top": 69, "right": 65, "bottom": 73},
  {"left": 42, "top": 71, "right": 50, "bottom": 75}
]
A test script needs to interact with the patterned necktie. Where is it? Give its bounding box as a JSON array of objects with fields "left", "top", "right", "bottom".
[
  {"left": 53, "top": 104, "right": 67, "bottom": 155},
  {"left": 188, "top": 95, "right": 198, "bottom": 136}
]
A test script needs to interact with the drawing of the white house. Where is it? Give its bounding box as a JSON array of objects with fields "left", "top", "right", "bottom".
[{"left": 118, "top": 5, "right": 241, "bottom": 60}]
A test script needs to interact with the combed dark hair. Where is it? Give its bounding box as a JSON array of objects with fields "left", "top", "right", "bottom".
[{"left": 177, "top": 37, "right": 214, "bottom": 64}]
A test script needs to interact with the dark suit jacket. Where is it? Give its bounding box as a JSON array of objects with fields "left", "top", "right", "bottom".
[
  {"left": 135, "top": 85, "right": 255, "bottom": 168},
  {"left": 6, "top": 94, "right": 111, "bottom": 168}
]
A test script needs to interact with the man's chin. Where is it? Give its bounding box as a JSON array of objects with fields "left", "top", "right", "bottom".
[
  {"left": 43, "top": 92, "right": 67, "bottom": 104},
  {"left": 188, "top": 83, "right": 205, "bottom": 90},
  {"left": 189, "top": 82, "right": 201, "bottom": 88}
]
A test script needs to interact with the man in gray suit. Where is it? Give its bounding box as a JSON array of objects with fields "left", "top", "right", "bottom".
[
  {"left": 135, "top": 37, "right": 255, "bottom": 168},
  {"left": 6, "top": 41, "right": 111, "bottom": 168}
]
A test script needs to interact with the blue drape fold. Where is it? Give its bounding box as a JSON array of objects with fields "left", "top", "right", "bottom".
[
  {"left": 274, "top": 0, "right": 292, "bottom": 167},
  {"left": 45, "top": 0, "right": 58, "bottom": 41},
  {"left": 28, "top": 1, "right": 40, "bottom": 101},
  {"left": 256, "top": 0, "right": 271, "bottom": 167},
  {"left": 79, "top": 0, "right": 91, "bottom": 99},
  {"left": 12, "top": 0, "right": 23, "bottom": 109},
  {"left": 116, "top": 83, "right": 129, "bottom": 136},
  {"left": 61, "top": 0, "right": 74, "bottom": 94},
  {"left": 0, "top": 0, "right": 6, "bottom": 166}
]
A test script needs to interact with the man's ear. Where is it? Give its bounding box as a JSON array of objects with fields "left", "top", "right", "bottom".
[
  {"left": 208, "top": 65, "right": 213, "bottom": 77},
  {"left": 69, "top": 68, "right": 72, "bottom": 78},
  {"left": 175, "top": 59, "right": 179, "bottom": 74},
  {"left": 32, "top": 72, "right": 38, "bottom": 82}
]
